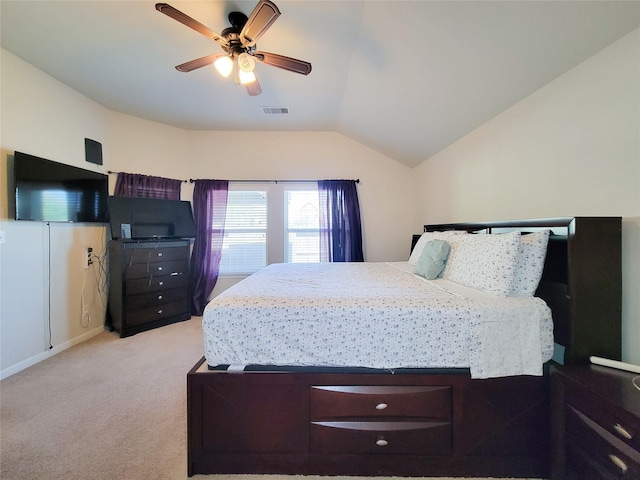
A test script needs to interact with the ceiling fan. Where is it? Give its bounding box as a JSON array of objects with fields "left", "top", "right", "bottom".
[{"left": 155, "top": 1, "right": 312, "bottom": 96}]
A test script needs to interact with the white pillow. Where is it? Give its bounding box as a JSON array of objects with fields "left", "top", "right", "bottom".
[
  {"left": 511, "top": 230, "right": 551, "bottom": 296},
  {"left": 441, "top": 232, "right": 521, "bottom": 296},
  {"left": 409, "top": 231, "right": 467, "bottom": 265}
]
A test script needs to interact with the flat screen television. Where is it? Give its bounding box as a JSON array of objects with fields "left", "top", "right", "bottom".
[
  {"left": 108, "top": 196, "right": 197, "bottom": 240},
  {"left": 14, "top": 151, "right": 109, "bottom": 223}
]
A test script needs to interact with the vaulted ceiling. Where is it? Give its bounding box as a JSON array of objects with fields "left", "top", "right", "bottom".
[{"left": 2, "top": 1, "right": 639, "bottom": 167}]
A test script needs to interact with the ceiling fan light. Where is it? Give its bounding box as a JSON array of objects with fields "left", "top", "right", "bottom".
[
  {"left": 239, "top": 69, "right": 257, "bottom": 85},
  {"left": 214, "top": 56, "right": 233, "bottom": 78},
  {"left": 237, "top": 53, "right": 256, "bottom": 72}
]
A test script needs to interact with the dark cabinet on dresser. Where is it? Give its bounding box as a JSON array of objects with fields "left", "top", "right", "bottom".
[
  {"left": 551, "top": 365, "right": 640, "bottom": 479},
  {"left": 107, "top": 239, "right": 192, "bottom": 337}
]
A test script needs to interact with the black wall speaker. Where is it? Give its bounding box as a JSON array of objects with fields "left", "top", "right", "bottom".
[{"left": 84, "top": 138, "right": 103, "bottom": 165}]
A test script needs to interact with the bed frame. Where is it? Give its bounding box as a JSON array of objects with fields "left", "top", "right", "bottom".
[{"left": 187, "top": 217, "right": 622, "bottom": 478}]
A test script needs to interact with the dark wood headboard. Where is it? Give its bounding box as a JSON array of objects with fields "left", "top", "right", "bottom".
[{"left": 423, "top": 217, "right": 622, "bottom": 366}]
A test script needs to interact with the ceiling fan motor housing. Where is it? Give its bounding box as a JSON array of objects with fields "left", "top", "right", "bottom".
[{"left": 222, "top": 12, "right": 252, "bottom": 56}]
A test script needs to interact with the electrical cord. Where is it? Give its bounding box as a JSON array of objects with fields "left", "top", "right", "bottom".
[
  {"left": 80, "top": 268, "right": 91, "bottom": 328},
  {"left": 47, "top": 222, "right": 53, "bottom": 349},
  {"left": 80, "top": 234, "right": 109, "bottom": 328}
]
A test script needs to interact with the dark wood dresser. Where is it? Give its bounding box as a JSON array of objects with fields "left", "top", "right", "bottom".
[
  {"left": 107, "top": 239, "right": 191, "bottom": 337},
  {"left": 551, "top": 364, "right": 640, "bottom": 479}
]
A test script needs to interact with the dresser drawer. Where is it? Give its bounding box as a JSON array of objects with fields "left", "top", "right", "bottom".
[
  {"left": 126, "top": 273, "right": 189, "bottom": 295},
  {"left": 566, "top": 386, "right": 640, "bottom": 453},
  {"left": 125, "top": 299, "right": 190, "bottom": 327},
  {"left": 566, "top": 404, "right": 640, "bottom": 478},
  {"left": 124, "top": 260, "right": 189, "bottom": 280},
  {"left": 125, "top": 287, "right": 188, "bottom": 310},
  {"left": 310, "top": 420, "right": 452, "bottom": 454},
  {"left": 124, "top": 245, "right": 188, "bottom": 264},
  {"left": 310, "top": 385, "right": 451, "bottom": 419}
]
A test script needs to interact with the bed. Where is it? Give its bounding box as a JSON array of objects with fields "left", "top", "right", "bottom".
[{"left": 187, "top": 217, "right": 622, "bottom": 478}]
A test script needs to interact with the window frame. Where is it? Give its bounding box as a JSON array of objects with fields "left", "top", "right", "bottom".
[{"left": 217, "top": 182, "right": 320, "bottom": 277}]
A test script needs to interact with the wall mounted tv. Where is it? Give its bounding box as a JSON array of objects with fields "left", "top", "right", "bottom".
[
  {"left": 14, "top": 151, "right": 109, "bottom": 223},
  {"left": 108, "top": 196, "right": 197, "bottom": 240}
]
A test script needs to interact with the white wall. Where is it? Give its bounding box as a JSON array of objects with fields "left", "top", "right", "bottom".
[
  {"left": 0, "top": 49, "right": 416, "bottom": 377},
  {"left": 414, "top": 29, "right": 640, "bottom": 364}
]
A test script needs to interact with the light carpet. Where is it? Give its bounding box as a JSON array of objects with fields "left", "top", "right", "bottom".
[{"left": 0, "top": 318, "right": 544, "bottom": 480}]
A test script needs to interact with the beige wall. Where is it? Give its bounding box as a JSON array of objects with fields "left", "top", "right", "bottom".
[
  {"left": 2, "top": 27, "right": 638, "bottom": 376},
  {"left": 414, "top": 29, "right": 640, "bottom": 364},
  {"left": 0, "top": 50, "right": 111, "bottom": 378},
  {"left": 0, "top": 49, "right": 415, "bottom": 377},
  {"left": 106, "top": 117, "right": 417, "bottom": 263}
]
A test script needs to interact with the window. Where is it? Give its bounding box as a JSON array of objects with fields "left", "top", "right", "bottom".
[
  {"left": 218, "top": 183, "right": 320, "bottom": 275},
  {"left": 285, "top": 189, "right": 319, "bottom": 263},
  {"left": 218, "top": 189, "right": 267, "bottom": 275}
]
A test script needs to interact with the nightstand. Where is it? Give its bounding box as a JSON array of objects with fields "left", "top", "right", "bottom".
[{"left": 551, "top": 364, "right": 640, "bottom": 479}]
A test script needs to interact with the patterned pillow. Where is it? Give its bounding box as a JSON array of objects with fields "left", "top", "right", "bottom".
[
  {"left": 409, "top": 231, "right": 466, "bottom": 265},
  {"left": 441, "top": 232, "right": 521, "bottom": 296},
  {"left": 414, "top": 239, "right": 451, "bottom": 280},
  {"left": 511, "top": 230, "right": 551, "bottom": 296}
]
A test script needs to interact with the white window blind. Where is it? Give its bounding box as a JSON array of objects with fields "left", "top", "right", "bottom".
[
  {"left": 285, "top": 189, "right": 319, "bottom": 263},
  {"left": 218, "top": 189, "right": 267, "bottom": 275}
]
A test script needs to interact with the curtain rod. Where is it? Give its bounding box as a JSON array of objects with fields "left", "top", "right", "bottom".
[
  {"left": 107, "top": 172, "right": 360, "bottom": 185},
  {"left": 107, "top": 171, "right": 189, "bottom": 183},
  {"left": 188, "top": 179, "right": 360, "bottom": 184}
]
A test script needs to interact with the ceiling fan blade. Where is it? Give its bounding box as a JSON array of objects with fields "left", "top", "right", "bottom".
[
  {"left": 245, "top": 75, "right": 263, "bottom": 96},
  {"left": 175, "top": 54, "right": 224, "bottom": 72},
  {"left": 155, "top": 3, "right": 229, "bottom": 48},
  {"left": 254, "top": 51, "right": 312, "bottom": 75},
  {"left": 240, "top": 0, "right": 281, "bottom": 48}
]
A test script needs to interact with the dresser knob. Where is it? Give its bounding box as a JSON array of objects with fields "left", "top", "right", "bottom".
[
  {"left": 376, "top": 437, "right": 388, "bottom": 447},
  {"left": 376, "top": 403, "right": 388, "bottom": 410},
  {"left": 158, "top": 266, "right": 163, "bottom": 271},
  {"left": 159, "top": 281, "right": 164, "bottom": 286},
  {"left": 157, "top": 309, "right": 163, "bottom": 315},
  {"left": 158, "top": 295, "right": 163, "bottom": 300},
  {"left": 613, "top": 423, "right": 633, "bottom": 440},
  {"left": 608, "top": 454, "right": 628, "bottom": 473},
  {"left": 157, "top": 252, "right": 163, "bottom": 257}
]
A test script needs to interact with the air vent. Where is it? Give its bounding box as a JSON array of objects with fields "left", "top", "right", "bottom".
[{"left": 262, "top": 107, "right": 289, "bottom": 115}]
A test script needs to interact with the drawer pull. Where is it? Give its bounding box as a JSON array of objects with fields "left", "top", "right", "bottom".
[
  {"left": 613, "top": 423, "right": 633, "bottom": 440},
  {"left": 376, "top": 403, "right": 388, "bottom": 410},
  {"left": 608, "top": 454, "right": 628, "bottom": 473},
  {"left": 157, "top": 309, "right": 163, "bottom": 315},
  {"left": 376, "top": 437, "right": 388, "bottom": 447},
  {"left": 157, "top": 266, "right": 163, "bottom": 271},
  {"left": 158, "top": 295, "right": 163, "bottom": 300},
  {"left": 157, "top": 252, "right": 163, "bottom": 257},
  {"left": 159, "top": 281, "right": 164, "bottom": 286}
]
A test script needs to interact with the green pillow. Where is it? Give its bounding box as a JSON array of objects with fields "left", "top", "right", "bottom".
[{"left": 414, "top": 239, "right": 451, "bottom": 280}]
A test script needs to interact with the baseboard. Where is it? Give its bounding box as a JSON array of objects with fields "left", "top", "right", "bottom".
[{"left": 0, "top": 326, "right": 105, "bottom": 380}]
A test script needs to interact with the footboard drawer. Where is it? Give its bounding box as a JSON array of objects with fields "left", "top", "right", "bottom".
[
  {"left": 310, "top": 420, "right": 452, "bottom": 454},
  {"left": 310, "top": 385, "right": 452, "bottom": 455},
  {"left": 310, "top": 385, "right": 451, "bottom": 418}
]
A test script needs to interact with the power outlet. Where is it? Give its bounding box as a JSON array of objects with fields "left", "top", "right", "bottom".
[{"left": 84, "top": 247, "right": 93, "bottom": 269}]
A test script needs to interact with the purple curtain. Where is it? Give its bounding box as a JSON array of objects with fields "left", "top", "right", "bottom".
[
  {"left": 190, "top": 179, "right": 229, "bottom": 315},
  {"left": 114, "top": 172, "right": 182, "bottom": 199},
  {"left": 318, "top": 180, "right": 364, "bottom": 262}
]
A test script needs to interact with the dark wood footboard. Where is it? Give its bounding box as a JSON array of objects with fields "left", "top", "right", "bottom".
[{"left": 187, "top": 358, "right": 550, "bottom": 477}]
